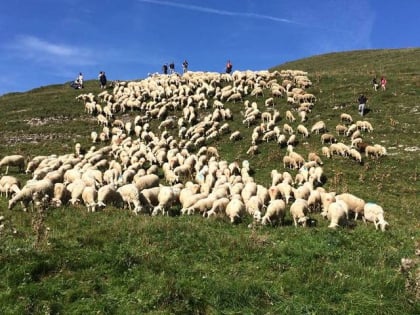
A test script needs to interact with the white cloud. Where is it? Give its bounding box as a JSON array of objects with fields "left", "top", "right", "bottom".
[
  {"left": 7, "top": 35, "right": 95, "bottom": 66},
  {"left": 137, "top": 0, "right": 304, "bottom": 25}
]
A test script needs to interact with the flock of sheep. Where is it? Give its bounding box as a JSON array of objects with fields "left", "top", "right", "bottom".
[{"left": 0, "top": 68, "right": 388, "bottom": 231}]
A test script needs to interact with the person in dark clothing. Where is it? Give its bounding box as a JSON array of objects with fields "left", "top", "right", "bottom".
[
  {"left": 358, "top": 94, "right": 368, "bottom": 116},
  {"left": 225, "top": 60, "right": 233, "bottom": 74},
  {"left": 182, "top": 60, "right": 189, "bottom": 73},
  {"left": 98, "top": 71, "right": 107, "bottom": 89},
  {"left": 169, "top": 61, "right": 175, "bottom": 74},
  {"left": 162, "top": 63, "right": 168, "bottom": 75},
  {"left": 372, "top": 77, "right": 378, "bottom": 91}
]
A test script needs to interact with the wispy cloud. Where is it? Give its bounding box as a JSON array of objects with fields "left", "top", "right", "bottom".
[
  {"left": 7, "top": 35, "right": 95, "bottom": 66},
  {"left": 137, "top": 0, "right": 302, "bottom": 25}
]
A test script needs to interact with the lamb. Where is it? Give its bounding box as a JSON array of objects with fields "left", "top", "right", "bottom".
[
  {"left": 260, "top": 199, "right": 286, "bottom": 226},
  {"left": 0, "top": 155, "right": 25, "bottom": 174},
  {"left": 290, "top": 198, "right": 310, "bottom": 227},
  {"left": 335, "top": 193, "right": 365, "bottom": 220},
  {"left": 82, "top": 186, "right": 98, "bottom": 212},
  {"left": 363, "top": 203, "right": 388, "bottom": 232}
]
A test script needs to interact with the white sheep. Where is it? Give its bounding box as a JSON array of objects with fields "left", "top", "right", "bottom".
[
  {"left": 51, "top": 182, "right": 71, "bottom": 207},
  {"left": 97, "top": 184, "right": 123, "bottom": 209},
  {"left": 225, "top": 197, "right": 245, "bottom": 224},
  {"left": 117, "top": 183, "right": 141, "bottom": 213},
  {"left": 335, "top": 193, "right": 365, "bottom": 220},
  {"left": 8, "top": 178, "right": 54, "bottom": 211},
  {"left": 0, "top": 175, "right": 21, "bottom": 198},
  {"left": 260, "top": 199, "right": 286, "bottom": 226},
  {"left": 205, "top": 197, "right": 230, "bottom": 218},
  {"left": 0, "top": 155, "right": 25, "bottom": 174},
  {"left": 152, "top": 185, "right": 181, "bottom": 216},
  {"left": 363, "top": 203, "right": 388, "bottom": 232},
  {"left": 290, "top": 198, "right": 310, "bottom": 227},
  {"left": 82, "top": 186, "right": 98, "bottom": 212},
  {"left": 229, "top": 131, "right": 242, "bottom": 141},
  {"left": 324, "top": 201, "right": 348, "bottom": 229}
]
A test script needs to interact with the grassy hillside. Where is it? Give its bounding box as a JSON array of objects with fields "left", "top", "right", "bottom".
[{"left": 0, "top": 48, "right": 419, "bottom": 314}]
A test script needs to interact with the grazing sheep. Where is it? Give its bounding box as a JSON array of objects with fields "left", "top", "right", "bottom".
[
  {"left": 82, "top": 186, "right": 98, "bottom": 212},
  {"left": 0, "top": 175, "right": 21, "bottom": 198},
  {"left": 363, "top": 203, "right": 388, "bottom": 232},
  {"left": 246, "top": 145, "right": 259, "bottom": 155},
  {"left": 311, "top": 121, "right": 327, "bottom": 134},
  {"left": 205, "top": 197, "right": 230, "bottom": 218},
  {"left": 335, "top": 193, "right": 365, "bottom": 220},
  {"left": 285, "top": 110, "right": 296, "bottom": 122},
  {"left": 324, "top": 201, "right": 348, "bottom": 229},
  {"left": 117, "top": 183, "right": 141, "bottom": 213},
  {"left": 321, "top": 133, "right": 336, "bottom": 144},
  {"left": 229, "top": 131, "right": 242, "bottom": 141},
  {"left": 225, "top": 197, "right": 245, "bottom": 223},
  {"left": 290, "top": 198, "right": 310, "bottom": 227},
  {"left": 97, "top": 184, "right": 123, "bottom": 209},
  {"left": 51, "top": 182, "right": 71, "bottom": 207},
  {"left": 8, "top": 178, "right": 54, "bottom": 211},
  {"left": 0, "top": 155, "right": 25, "bottom": 174},
  {"left": 260, "top": 199, "right": 286, "bottom": 226},
  {"left": 297, "top": 124, "right": 309, "bottom": 138},
  {"left": 340, "top": 113, "right": 353, "bottom": 124}
]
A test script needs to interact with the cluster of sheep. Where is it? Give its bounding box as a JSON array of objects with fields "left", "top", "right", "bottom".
[{"left": 0, "top": 68, "right": 388, "bottom": 231}]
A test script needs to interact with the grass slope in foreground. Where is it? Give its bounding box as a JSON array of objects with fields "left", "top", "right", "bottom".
[{"left": 0, "top": 48, "right": 419, "bottom": 314}]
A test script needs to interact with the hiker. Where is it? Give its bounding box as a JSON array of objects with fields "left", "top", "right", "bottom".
[
  {"left": 225, "top": 60, "right": 233, "bottom": 74},
  {"left": 182, "top": 60, "right": 189, "bottom": 74},
  {"left": 169, "top": 61, "right": 175, "bottom": 74},
  {"left": 98, "top": 71, "right": 107, "bottom": 89},
  {"left": 372, "top": 77, "right": 379, "bottom": 91},
  {"left": 162, "top": 63, "right": 168, "bottom": 75},
  {"left": 380, "top": 76, "right": 387, "bottom": 91},
  {"left": 358, "top": 94, "right": 368, "bottom": 116},
  {"left": 77, "top": 72, "right": 84, "bottom": 88}
]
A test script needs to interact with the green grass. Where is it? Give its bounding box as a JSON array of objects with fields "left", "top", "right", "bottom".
[{"left": 0, "top": 48, "right": 419, "bottom": 314}]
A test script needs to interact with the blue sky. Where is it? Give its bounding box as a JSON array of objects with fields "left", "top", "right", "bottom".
[{"left": 0, "top": 0, "right": 418, "bottom": 96}]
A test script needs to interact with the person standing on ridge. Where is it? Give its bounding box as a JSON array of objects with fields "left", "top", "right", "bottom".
[
  {"left": 182, "top": 60, "right": 189, "bottom": 74},
  {"left": 169, "top": 61, "right": 175, "bottom": 74},
  {"left": 98, "top": 71, "right": 107, "bottom": 89},
  {"left": 225, "top": 60, "right": 233, "bottom": 74}
]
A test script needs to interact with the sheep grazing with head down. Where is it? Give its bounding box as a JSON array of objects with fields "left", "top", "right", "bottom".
[
  {"left": 323, "top": 201, "right": 348, "bottom": 229},
  {"left": 258, "top": 199, "right": 286, "bottom": 226},
  {"left": 225, "top": 197, "right": 245, "bottom": 224},
  {"left": 0, "top": 155, "right": 25, "bottom": 175},
  {"left": 335, "top": 193, "right": 365, "bottom": 220},
  {"left": 363, "top": 203, "right": 388, "bottom": 232},
  {"left": 290, "top": 198, "right": 310, "bottom": 227}
]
